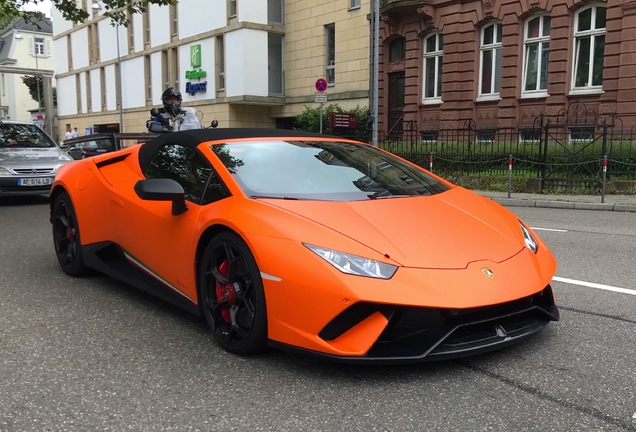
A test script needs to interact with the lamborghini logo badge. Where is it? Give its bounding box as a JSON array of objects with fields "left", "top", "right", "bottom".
[{"left": 481, "top": 268, "right": 494, "bottom": 279}]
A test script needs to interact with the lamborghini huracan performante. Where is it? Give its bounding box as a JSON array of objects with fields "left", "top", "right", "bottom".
[{"left": 50, "top": 129, "right": 559, "bottom": 363}]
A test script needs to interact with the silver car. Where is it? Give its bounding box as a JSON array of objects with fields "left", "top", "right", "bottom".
[{"left": 0, "top": 121, "right": 74, "bottom": 196}]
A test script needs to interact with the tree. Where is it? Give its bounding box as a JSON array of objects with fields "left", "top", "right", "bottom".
[
  {"left": 0, "top": 0, "right": 179, "bottom": 26},
  {"left": 21, "top": 75, "right": 56, "bottom": 108},
  {"left": 294, "top": 104, "right": 370, "bottom": 140}
]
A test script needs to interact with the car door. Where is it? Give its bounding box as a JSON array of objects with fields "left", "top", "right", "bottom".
[{"left": 110, "top": 141, "right": 230, "bottom": 301}]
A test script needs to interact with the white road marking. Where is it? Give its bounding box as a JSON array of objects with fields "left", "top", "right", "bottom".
[
  {"left": 531, "top": 227, "right": 569, "bottom": 232},
  {"left": 552, "top": 276, "right": 636, "bottom": 296}
]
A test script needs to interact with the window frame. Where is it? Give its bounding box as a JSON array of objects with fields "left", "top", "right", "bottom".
[
  {"left": 570, "top": 4, "right": 606, "bottom": 95},
  {"left": 325, "top": 24, "right": 335, "bottom": 86},
  {"left": 477, "top": 22, "right": 503, "bottom": 101},
  {"left": 422, "top": 32, "right": 443, "bottom": 104},
  {"left": 521, "top": 14, "right": 550, "bottom": 99}
]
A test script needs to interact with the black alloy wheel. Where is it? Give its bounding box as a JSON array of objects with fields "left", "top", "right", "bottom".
[
  {"left": 51, "top": 192, "right": 88, "bottom": 276},
  {"left": 199, "top": 232, "right": 267, "bottom": 355}
]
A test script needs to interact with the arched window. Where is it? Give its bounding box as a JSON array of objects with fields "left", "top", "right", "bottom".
[
  {"left": 389, "top": 37, "right": 406, "bottom": 62},
  {"left": 522, "top": 14, "right": 550, "bottom": 96},
  {"left": 572, "top": 4, "right": 606, "bottom": 92},
  {"left": 479, "top": 22, "right": 503, "bottom": 99},
  {"left": 422, "top": 32, "right": 443, "bottom": 102}
]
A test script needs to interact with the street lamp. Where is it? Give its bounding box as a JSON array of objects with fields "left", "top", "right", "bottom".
[{"left": 92, "top": 2, "right": 124, "bottom": 132}]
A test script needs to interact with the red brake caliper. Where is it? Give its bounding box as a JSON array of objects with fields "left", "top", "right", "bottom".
[{"left": 215, "top": 260, "right": 235, "bottom": 323}]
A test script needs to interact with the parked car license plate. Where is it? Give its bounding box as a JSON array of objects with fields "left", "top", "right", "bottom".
[{"left": 19, "top": 177, "right": 53, "bottom": 186}]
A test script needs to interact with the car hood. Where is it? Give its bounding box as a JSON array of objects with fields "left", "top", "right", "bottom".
[
  {"left": 0, "top": 147, "right": 70, "bottom": 169},
  {"left": 262, "top": 187, "right": 524, "bottom": 269}
]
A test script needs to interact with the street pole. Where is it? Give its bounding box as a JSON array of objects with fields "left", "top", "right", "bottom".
[
  {"left": 116, "top": 24, "right": 124, "bottom": 132},
  {"left": 371, "top": 0, "right": 379, "bottom": 146}
]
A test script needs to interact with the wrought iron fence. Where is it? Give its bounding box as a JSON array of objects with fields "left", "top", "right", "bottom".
[{"left": 377, "top": 104, "right": 636, "bottom": 193}]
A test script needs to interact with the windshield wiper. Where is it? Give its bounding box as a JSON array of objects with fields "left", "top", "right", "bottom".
[{"left": 251, "top": 195, "right": 299, "bottom": 200}]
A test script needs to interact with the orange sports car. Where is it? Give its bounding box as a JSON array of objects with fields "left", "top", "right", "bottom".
[{"left": 50, "top": 129, "right": 558, "bottom": 363}]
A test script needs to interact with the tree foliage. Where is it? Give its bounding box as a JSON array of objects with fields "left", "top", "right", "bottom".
[
  {"left": 21, "top": 75, "right": 56, "bottom": 108},
  {"left": 0, "top": 0, "right": 179, "bottom": 26},
  {"left": 294, "top": 104, "right": 370, "bottom": 140}
]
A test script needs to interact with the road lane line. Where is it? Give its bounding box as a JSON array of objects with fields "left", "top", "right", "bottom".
[
  {"left": 531, "top": 227, "right": 569, "bottom": 232},
  {"left": 553, "top": 276, "right": 636, "bottom": 296}
]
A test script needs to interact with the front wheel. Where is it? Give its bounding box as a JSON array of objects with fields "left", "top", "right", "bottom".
[
  {"left": 51, "top": 191, "right": 89, "bottom": 276},
  {"left": 199, "top": 232, "right": 267, "bottom": 355}
]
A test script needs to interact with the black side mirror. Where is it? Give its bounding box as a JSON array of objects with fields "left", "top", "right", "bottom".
[
  {"left": 150, "top": 107, "right": 160, "bottom": 116},
  {"left": 210, "top": 120, "right": 218, "bottom": 128},
  {"left": 134, "top": 178, "right": 188, "bottom": 215}
]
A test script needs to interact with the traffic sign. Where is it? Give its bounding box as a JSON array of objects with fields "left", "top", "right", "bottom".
[
  {"left": 315, "top": 92, "right": 328, "bottom": 103},
  {"left": 315, "top": 78, "right": 328, "bottom": 92}
]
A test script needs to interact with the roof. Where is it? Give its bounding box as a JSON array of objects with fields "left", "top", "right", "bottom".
[{"left": 1, "top": 17, "right": 52, "bottom": 35}]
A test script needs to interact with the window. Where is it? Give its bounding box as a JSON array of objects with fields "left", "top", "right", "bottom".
[
  {"left": 572, "top": 4, "right": 606, "bottom": 91},
  {"left": 216, "top": 35, "right": 225, "bottom": 92},
  {"left": 169, "top": 5, "right": 178, "bottom": 37},
  {"left": 100, "top": 67, "right": 106, "bottom": 110},
  {"left": 569, "top": 126, "right": 595, "bottom": 142},
  {"left": 161, "top": 50, "right": 169, "bottom": 89},
  {"left": 67, "top": 35, "right": 73, "bottom": 70},
  {"left": 268, "top": 33, "right": 284, "bottom": 96},
  {"left": 144, "top": 55, "right": 152, "bottom": 102},
  {"left": 268, "top": 0, "right": 283, "bottom": 25},
  {"left": 522, "top": 15, "right": 550, "bottom": 96},
  {"left": 229, "top": 0, "right": 237, "bottom": 18},
  {"left": 33, "top": 37, "right": 45, "bottom": 56},
  {"left": 171, "top": 47, "right": 179, "bottom": 90},
  {"left": 389, "top": 37, "right": 406, "bottom": 62},
  {"left": 519, "top": 129, "right": 541, "bottom": 143},
  {"left": 127, "top": 10, "right": 134, "bottom": 52},
  {"left": 325, "top": 24, "right": 335, "bottom": 85},
  {"left": 143, "top": 11, "right": 150, "bottom": 45},
  {"left": 76, "top": 74, "right": 82, "bottom": 114},
  {"left": 423, "top": 32, "right": 443, "bottom": 102},
  {"left": 144, "top": 144, "right": 230, "bottom": 205},
  {"left": 349, "top": 0, "right": 361, "bottom": 10},
  {"left": 479, "top": 22, "right": 503, "bottom": 99},
  {"left": 86, "top": 73, "right": 92, "bottom": 112}
]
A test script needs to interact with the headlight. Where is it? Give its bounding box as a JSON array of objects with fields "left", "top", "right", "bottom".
[
  {"left": 519, "top": 221, "right": 538, "bottom": 253},
  {"left": 305, "top": 244, "right": 397, "bottom": 279},
  {"left": 0, "top": 167, "right": 11, "bottom": 176}
]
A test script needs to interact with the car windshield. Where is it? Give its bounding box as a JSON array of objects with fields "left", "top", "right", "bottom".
[
  {"left": 212, "top": 140, "right": 450, "bottom": 201},
  {"left": 0, "top": 123, "right": 56, "bottom": 148}
]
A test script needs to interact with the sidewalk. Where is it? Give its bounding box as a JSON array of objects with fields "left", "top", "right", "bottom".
[{"left": 473, "top": 190, "right": 636, "bottom": 213}]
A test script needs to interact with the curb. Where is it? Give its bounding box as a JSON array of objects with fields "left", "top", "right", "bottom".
[{"left": 489, "top": 198, "right": 636, "bottom": 213}]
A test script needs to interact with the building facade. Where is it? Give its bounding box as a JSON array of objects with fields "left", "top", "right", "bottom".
[
  {"left": 53, "top": 0, "right": 370, "bottom": 141},
  {"left": 377, "top": 0, "right": 636, "bottom": 139},
  {"left": 0, "top": 17, "right": 54, "bottom": 126}
]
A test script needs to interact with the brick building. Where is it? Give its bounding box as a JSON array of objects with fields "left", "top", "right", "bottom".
[{"left": 377, "top": 0, "right": 636, "bottom": 139}]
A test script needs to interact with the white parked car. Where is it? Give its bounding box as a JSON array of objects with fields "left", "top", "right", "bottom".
[{"left": 0, "top": 121, "right": 74, "bottom": 196}]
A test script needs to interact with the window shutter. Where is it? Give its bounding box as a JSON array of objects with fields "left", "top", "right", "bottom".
[
  {"left": 29, "top": 37, "right": 34, "bottom": 55},
  {"left": 45, "top": 39, "right": 51, "bottom": 57}
]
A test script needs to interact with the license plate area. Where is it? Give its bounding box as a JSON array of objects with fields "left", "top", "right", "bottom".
[{"left": 18, "top": 177, "right": 53, "bottom": 186}]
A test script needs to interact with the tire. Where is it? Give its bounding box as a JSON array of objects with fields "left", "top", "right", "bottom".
[
  {"left": 51, "top": 191, "right": 89, "bottom": 276},
  {"left": 199, "top": 232, "right": 267, "bottom": 355}
]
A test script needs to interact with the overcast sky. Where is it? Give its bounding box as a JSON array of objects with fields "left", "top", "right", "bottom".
[{"left": 23, "top": 0, "right": 53, "bottom": 17}]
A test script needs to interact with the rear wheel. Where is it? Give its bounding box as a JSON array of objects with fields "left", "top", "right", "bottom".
[
  {"left": 199, "top": 232, "right": 267, "bottom": 355},
  {"left": 51, "top": 192, "right": 88, "bottom": 276}
]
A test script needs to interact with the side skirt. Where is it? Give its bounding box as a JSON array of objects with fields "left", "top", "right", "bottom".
[{"left": 82, "top": 242, "right": 201, "bottom": 316}]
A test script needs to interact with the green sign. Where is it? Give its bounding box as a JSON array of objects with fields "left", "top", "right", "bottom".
[{"left": 190, "top": 44, "right": 201, "bottom": 68}]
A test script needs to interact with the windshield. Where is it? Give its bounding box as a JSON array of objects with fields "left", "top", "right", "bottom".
[
  {"left": 0, "top": 124, "right": 57, "bottom": 148},
  {"left": 212, "top": 140, "right": 450, "bottom": 201}
]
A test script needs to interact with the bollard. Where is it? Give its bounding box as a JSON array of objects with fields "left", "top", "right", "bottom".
[
  {"left": 508, "top": 155, "right": 513, "bottom": 199},
  {"left": 601, "top": 155, "right": 607, "bottom": 203}
]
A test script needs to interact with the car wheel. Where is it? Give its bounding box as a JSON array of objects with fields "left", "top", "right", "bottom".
[
  {"left": 51, "top": 192, "right": 89, "bottom": 276},
  {"left": 199, "top": 232, "right": 267, "bottom": 355}
]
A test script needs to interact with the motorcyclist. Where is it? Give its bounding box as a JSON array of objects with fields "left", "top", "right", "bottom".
[{"left": 146, "top": 87, "right": 201, "bottom": 132}]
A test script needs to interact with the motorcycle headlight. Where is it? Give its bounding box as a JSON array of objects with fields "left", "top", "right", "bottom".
[
  {"left": 305, "top": 244, "right": 397, "bottom": 279},
  {"left": 520, "top": 221, "right": 538, "bottom": 253}
]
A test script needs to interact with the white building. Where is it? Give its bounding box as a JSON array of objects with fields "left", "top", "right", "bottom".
[
  {"left": 53, "top": 0, "right": 370, "bottom": 140},
  {"left": 0, "top": 17, "right": 54, "bottom": 125}
]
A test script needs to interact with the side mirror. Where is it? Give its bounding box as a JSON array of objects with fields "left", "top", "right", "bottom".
[
  {"left": 148, "top": 122, "right": 168, "bottom": 133},
  {"left": 134, "top": 178, "right": 188, "bottom": 215},
  {"left": 210, "top": 120, "right": 218, "bottom": 129},
  {"left": 150, "top": 107, "right": 160, "bottom": 116}
]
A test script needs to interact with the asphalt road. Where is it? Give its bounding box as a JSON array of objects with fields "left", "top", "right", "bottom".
[{"left": 1, "top": 196, "right": 635, "bottom": 432}]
